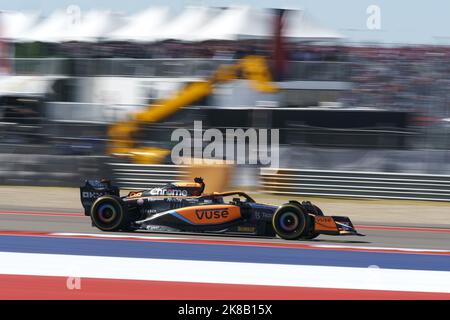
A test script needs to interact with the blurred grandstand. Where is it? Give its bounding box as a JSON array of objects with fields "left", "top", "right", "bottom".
[{"left": 1, "top": 6, "right": 450, "bottom": 200}]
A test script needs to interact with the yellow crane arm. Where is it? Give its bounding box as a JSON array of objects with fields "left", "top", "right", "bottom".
[
  {"left": 108, "top": 56, "right": 278, "bottom": 163},
  {"left": 135, "top": 81, "right": 212, "bottom": 123}
]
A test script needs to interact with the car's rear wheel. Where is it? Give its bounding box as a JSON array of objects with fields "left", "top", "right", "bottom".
[
  {"left": 90, "top": 195, "right": 129, "bottom": 231},
  {"left": 272, "top": 204, "right": 309, "bottom": 240}
]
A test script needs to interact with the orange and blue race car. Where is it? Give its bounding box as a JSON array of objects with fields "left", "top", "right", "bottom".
[{"left": 80, "top": 177, "right": 364, "bottom": 240}]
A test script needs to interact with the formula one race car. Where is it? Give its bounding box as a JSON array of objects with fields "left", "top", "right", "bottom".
[{"left": 80, "top": 177, "right": 364, "bottom": 240}]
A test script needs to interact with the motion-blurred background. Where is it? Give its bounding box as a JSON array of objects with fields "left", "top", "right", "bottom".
[{"left": 1, "top": 4, "right": 450, "bottom": 201}]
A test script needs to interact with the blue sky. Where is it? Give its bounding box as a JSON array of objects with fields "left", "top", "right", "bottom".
[{"left": 1, "top": 0, "right": 449, "bottom": 44}]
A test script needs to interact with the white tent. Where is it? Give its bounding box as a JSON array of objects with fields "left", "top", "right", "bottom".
[
  {"left": 18, "top": 10, "right": 67, "bottom": 42},
  {"left": 192, "top": 7, "right": 342, "bottom": 42},
  {"left": 61, "top": 10, "right": 123, "bottom": 42},
  {"left": 20, "top": 10, "right": 123, "bottom": 42},
  {"left": 155, "top": 6, "right": 219, "bottom": 42},
  {"left": 13, "top": 6, "right": 342, "bottom": 43},
  {"left": 284, "top": 10, "right": 344, "bottom": 40},
  {"left": 0, "top": 11, "right": 39, "bottom": 41},
  {"left": 107, "top": 7, "right": 169, "bottom": 42},
  {"left": 193, "top": 6, "right": 273, "bottom": 41},
  {"left": 17, "top": 10, "right": 69, "bottom": 42}
]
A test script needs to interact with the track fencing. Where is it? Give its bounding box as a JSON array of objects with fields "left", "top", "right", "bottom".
[
  {"left": 260, "top": 168, "right": 450, "bottom": 202},
  {"left": 108, "top": 163, "right": 188, "bottom": 190},
  {"left": 0, "top": 154, "right": 109, "bottom": 187},
  {"left": 7, "top": 58, "right": 350, "bottom": 81},
  {"left": 108, "top": 162, "right": 261, "bottom": 191},
  {"left": 108, "top": 162, "right": 450, "bottom": 202}
]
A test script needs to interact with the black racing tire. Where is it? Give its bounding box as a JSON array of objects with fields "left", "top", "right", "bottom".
[
  {"left": 90, "top": 195, "right": 129, "bottom": 231},
  {"left": 272, "top": 204, "right": 309, "bottom": 240}
]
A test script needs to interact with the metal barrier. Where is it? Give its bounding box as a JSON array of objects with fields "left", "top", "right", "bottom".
[
  {"left": 108, "top": 163, "right": 450, "bottom": 201},
  {"left": 260, "top": 168, "right": 450, "bottom": 201},
  {"left": 16, "top": 157, "right": 444, "bottom": 202},
  {"left": 7, "top": 58, "right": 351, "bottom": 81},
  {"left": 0, "top": 154, "right": 109, "bottom": 187},
  {"left": 108, "top": 163, "right": 187, "bottom": 190}
]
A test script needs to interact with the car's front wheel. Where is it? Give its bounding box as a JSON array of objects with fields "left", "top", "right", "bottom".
[{"left": 272, "top": 204, "right": 310, "bottom": 240}]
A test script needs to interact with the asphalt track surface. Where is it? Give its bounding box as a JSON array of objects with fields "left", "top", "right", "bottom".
[{"left": 1, "top": 208, "right": 449, "bottom": 250}]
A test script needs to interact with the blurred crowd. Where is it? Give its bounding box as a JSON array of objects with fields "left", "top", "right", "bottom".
[
  {"left": 338, "top": 46, "right": 450, "bottom": 116},
  {"left": 55, "top": 40, "right": 343, "bottom": 61},
  {"left": 57, "top": 41, "right": 450, "bottom": 116},
  {"left": 11, "top": 40, "right": 450, "bottom": 118}
]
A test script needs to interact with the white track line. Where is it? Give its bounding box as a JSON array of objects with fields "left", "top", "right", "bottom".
[
  {"left": 310, "top": 244, "right": 450, "bottom": 253},
  {"left": 49, "top": 232, "right": 450, "bottom": 254},
  {"left": 51, "top": 232, "right": 188, "bottom": 240}
]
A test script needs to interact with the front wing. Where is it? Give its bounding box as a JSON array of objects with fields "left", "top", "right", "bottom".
[{"left": 314, "top": 215, "right": 364, "bottom": 236}]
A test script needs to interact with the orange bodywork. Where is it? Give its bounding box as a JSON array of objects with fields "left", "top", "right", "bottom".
[
  {"left": 175, "top": 204, "right": 241, "bottom": 225},
  {"left": 172, "top": 182, "right": 203, "bottom": 188},
  {"left": 314, "top": 216, "right": 338, "bottom": 232},
  {"left": 128, "top": 192, "right": 143, "bottom": 198}
]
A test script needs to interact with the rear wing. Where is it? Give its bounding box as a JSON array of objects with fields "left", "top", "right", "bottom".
[{"left": 80, "top": 179, "right": 120, "bottom": 215}]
